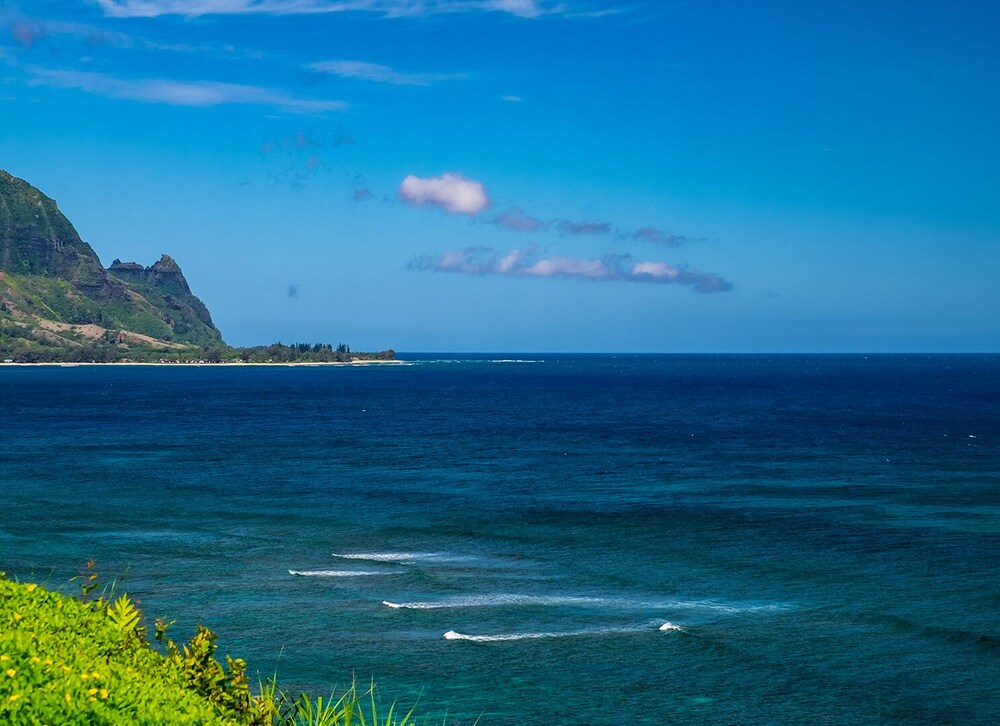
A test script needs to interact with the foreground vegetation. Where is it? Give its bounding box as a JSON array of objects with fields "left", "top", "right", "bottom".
[{"left": 0, "top": 566, "right": 436, "bottom": 725}]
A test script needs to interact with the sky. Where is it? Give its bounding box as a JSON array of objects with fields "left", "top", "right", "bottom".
[{"left": 1, "top": 0, "right": 998, "bottom": 352}]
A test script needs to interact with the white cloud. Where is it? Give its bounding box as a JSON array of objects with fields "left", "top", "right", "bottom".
[
  {"left": 486, "top": 0, "right": 544, "bottom": 17},
  {"left": 27, "top": 67, "right": 346, "bottom": 113},
  {"left": 409, "top": 246, "right": 733, "bottom": 293},
  {"left": 631, "top": 261, "right": 679, "bottom": 280},
  {"left": 308, "top": 60, "right": 464, "bottom": 86},
  {"left": 95, "top": 0, "right": 563, "bottom": 19},
  {"left": 496, "top": 248, "right": 523, "bottom": 272},
  {"left": 522, "top": 255, "right": 611, "bottom": 279},
  {"left": 399, "top": 173, "right": 490, "bottom": 215}
]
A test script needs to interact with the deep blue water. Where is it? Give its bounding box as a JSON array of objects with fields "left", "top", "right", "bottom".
[{"left": 2, "top": 355, "right": 999, "bottom": 724}]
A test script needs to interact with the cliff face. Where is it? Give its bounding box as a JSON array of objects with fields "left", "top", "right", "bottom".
[
  {"left": 0, "top": 170, "right": 116, "bottom": 296},
  {"left": 0, "top": 170, "right": 225, "bottom": 355},
  {"left": 110, "top": 255, "right": 195, "bottom": 298},
  {"left": 108, "top": 255, "right": 220, "bottom": 346}
]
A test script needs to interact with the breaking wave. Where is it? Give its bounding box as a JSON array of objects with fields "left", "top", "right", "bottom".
[
  {"left": 331, "top": 552, "right": 475, "bottom": 564},
  {"left": 443, "top": 621, "right": 677, "bottom": 642},
  {"left": 382, "top": 593, "right": 786, "bottom": 613},
  {"left": 288, "top": 570, "right": 395, "bottom": 577},
  {"left": 383, "top": 594, "right": 610, "bottom": 610}
]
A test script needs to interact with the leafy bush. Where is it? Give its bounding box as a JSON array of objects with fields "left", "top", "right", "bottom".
[
  {"left": 0, "top": 571, "right": 236, "bottom": 725},
  {"left": 0, "top": 567, "right": 449, "bottom": 725}
]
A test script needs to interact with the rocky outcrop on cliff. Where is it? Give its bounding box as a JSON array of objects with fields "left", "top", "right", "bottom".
[{"left": 108, "top": 255, "right": 220, "bottom": 346}]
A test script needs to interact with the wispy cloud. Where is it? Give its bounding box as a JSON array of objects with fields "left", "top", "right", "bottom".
[
  {"left": 492, "top": 207, "right": 547, "bottom": 232},
  {"left": 308, "top": 60, "right": 465, "bottom": 86},
  {"left": 490, "top": 207, "right": 703, "bottom": 247},
  {"left": 27, "top": 67, "right": 347, "bottom": 113},
  {"left": 628, "top": 226, "right": 703, "bottom": 247},
  {"left": 3, "top": 12, "right": 262, "bottom": 57},
  {"left": 6, "top": 16, "right": 136, "bottom": 51},
  {"left": 485, "top": 0, "right": 547, "bottom": 16},
  {"left": 399, "top": 173, "right": 490, "bottom": 215},
  {"left": 259, "top": 125, "right": 353, "bottom": 188},
  {"left": 556, "top": 219, "right": 612, "bottom": 236},
  {"left": 409, "top": 246, "right": 733, "bottom": 293},
  {"left": 261, "top": 126, "right": 354, "bottom": 154},
  {"left": 10, "top": 19, "right": 44, "bottom": 49},
  {"left": 500, "top": 94, "right": 525, "bottom": 102},
  {"left": 95, "top": 0, "right": 567, "bottom": 19}
]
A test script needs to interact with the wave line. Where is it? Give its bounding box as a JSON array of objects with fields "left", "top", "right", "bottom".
[
  {"left": 384, "top": 594, "right": 611, "bottom": 610},
  {"left": 331, "top": 552, "right": 479, "bottom": 564},
  {"left": 444, "top": 622, "right": 677, "bottom": 642},
  {"left": 383, "top": 593, "right": 786, "bottom": 613},
  {"left": 288, "top": 570, "right": 395, "bottom": 577}
]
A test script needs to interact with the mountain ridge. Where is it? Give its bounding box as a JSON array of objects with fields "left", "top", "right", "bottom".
[
  {"left": 0, "top": 170, "right": 394, "bottom": 364},
  {"left": 0, "top": 169, "right": 225, "bottom": 360}
]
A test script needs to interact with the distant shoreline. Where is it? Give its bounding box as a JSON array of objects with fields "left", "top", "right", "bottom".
[{"left": 0, "top": 360, "right": 407, "bottom": 367}]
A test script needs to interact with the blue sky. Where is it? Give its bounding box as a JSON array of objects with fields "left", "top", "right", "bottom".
[{"left": 1, "top": 0, "right": 997, "bottom": 352}]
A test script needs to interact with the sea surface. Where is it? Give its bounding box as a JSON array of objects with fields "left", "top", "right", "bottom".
[{"left": 2, "top": 355, "right": 999, "bottom": 724}]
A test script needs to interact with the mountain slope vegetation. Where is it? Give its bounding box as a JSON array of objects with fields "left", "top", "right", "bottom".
[
  {"left": 0, "top": 170, "right": 392, "bottom": 363},
  {"left": 0, "top": 170, "right": 224, "bottom": 360}
]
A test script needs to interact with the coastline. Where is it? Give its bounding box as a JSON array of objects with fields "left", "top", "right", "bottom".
[{"left": 0, "top": 359, "right": 407, "bottom": 367}]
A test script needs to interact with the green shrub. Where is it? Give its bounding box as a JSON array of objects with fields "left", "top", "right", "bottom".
[
  {"left": 0, "top": 569, "right": 452, "bottom": 726},
  {"left": 0, "top": 574, "right": 237, "bottom": 725}
]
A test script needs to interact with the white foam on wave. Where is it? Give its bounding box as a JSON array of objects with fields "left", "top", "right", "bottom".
[
  {"left": 383, "top": 592, "right": 785, "bottom": 613},
  {"left": 671, "top": 599, "right": 787, "bottom": 614},
  {"left": 383, "top": 594, "right": 609, "bottom": 610},
  {"left": 659, "top": 622, "right": 684, "bottom": 632},
  {"left": 331, "top": 552, "right": 474, "bottom": 564},
  {"left": 288, "top": 570, "right": 394, "bottom": 578},
  {"left": 443, "top": 622, "right": 671, "bottom": 642}
]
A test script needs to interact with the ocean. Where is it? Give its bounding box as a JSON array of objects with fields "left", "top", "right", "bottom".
[{"left": 2, "top": 355, "right": 998, "bottom": 724}]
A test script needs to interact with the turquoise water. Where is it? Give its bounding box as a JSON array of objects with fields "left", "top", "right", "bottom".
[{"left": 2, "top": 355, "right": 998, "bottom": 723}]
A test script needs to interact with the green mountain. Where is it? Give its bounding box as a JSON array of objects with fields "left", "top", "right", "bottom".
[{"left": 0, "top": 169, "right": 225, "bottom": 360}]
